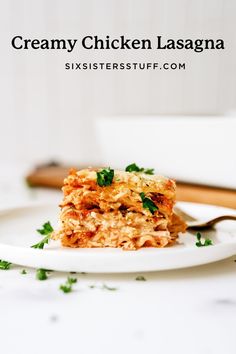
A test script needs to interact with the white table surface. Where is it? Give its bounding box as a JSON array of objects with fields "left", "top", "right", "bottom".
[{"left": 0, "top": 164, "right": 236, "bottom": 354}]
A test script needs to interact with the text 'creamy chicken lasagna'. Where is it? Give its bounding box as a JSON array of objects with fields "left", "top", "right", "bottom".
[{"left": 53, "top": 166, "right": 186, "bottom": 250}]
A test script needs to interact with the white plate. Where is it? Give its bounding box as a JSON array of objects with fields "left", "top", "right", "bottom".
[{"left": 0, "top": 202, "right": 235, "bottom": 273}]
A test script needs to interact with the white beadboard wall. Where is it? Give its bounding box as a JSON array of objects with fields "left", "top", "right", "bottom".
[{"left": 0, "top": 0, "right": 235, "bottom": 187}]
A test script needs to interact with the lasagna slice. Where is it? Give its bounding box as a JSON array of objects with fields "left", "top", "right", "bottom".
[{"left": 53, "top": 168, "right": 186, "bottom": 250}]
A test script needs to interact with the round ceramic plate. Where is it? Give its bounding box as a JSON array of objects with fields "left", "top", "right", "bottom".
[{"left": 0, "top": 202, "right": 235, "bottom": 273}]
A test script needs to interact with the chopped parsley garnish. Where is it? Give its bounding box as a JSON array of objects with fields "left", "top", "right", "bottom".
[
  {"left": 37, "top": 221, "right": 54, "bottom": 235},
  {"left": 144, "top": 168, "right": 154, "bottom": 175},
  {"left": 195, "top": 232, "right": 213, "bottom": 247},
  {"left": 125, "top": 163, "right": 141, "bottom": 172},
  {"left": 31, "top": 221, "right": 54, "bottom": 249},
  {"left": 125, "top": 163, "right": 154, "bottom": 175},
  {"left": 21, "top": 269, "right": 27, "bottom": 275},
  {"left": 0, "top": 260, "right": 11, "bottom": 270},
  {"left": 140, "top": 192, "right": 158, "bottom": 215},
  {"left": 135, "top": 276, "right": 146, "bottom": 281},
  {"left": 97, "top": 168, "right": 114, "bottom": 187},
  {"left": 36, "top": 268, "right": 51, "bottom": 281},
  {"left": 59, "top": 277, "right": 77, "bottom": 293},
  {"left": 31, "top": 235, "right": 50, "bottom": 249}
]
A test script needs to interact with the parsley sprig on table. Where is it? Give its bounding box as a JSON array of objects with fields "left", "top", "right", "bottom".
[
  {"left": 59, "top": 277, "right": 77, "bottom": 293},
  {"left": 31, "top": 221, "right": 54, "bottom": 249},
  {"left": 36, "top": 268, "right": 51, "bottom": 281},
  {"left": 97, "top": 168, "right": 114, "bottom": 187},
  {"left": 89, "top": 283, "right": 118, "bottom": 291},
  {"left": 125, "top": 163, "right": 154, "bottom": 175},
  {"left": 195, "top": 232, "right": 213, "bottom": 247},
  {"left": 102, "top": 284, "right": 117, "bottom": 291},
  {"left": 0, "top": 260, "right": 11, "bottom": 270},
  {"left": 140, "top": 192, "right": 158, "bottom": 215}
]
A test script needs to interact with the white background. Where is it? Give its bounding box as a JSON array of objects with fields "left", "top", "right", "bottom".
[
  {"left": 0, "top": 0, "right": 236, "bottom": 186},
  {"left": 0, "top": 4, "right": 236, "bottom": 352}
]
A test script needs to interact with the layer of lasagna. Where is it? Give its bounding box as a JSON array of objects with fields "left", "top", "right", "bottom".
[{"left": 53, "top": 168, "right": 186, "bottom": 250}]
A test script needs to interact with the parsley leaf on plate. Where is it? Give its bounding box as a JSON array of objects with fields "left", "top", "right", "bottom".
[
  {"left": 21, "top": 269, "right": 27, "bottom": 275},
  {"left": 31, "top": 234, "right": 51, "bottom": 249},
  {"left": 195, "top": 232, "right": 213, "bottom": 247},
  {"left": 37, "top": 221, "right": 54, "bottom": 235},
  {"left": 31, "top": 221, "right": 54, "bottom": 249},
  {"left": 125, "top": 163, "right": 154, "bottom": 175},
  {"left": 59, "top": 277, "right": 77, "bottom": 293},
  {"left": 140, "top": 192, "right": 158, "bottom": 215},
  {"left": 97, "top": 168, "right": 114, "bottom": 187},
  {"left": 0, "top": 260, "right": 11, "bottom": 270}
]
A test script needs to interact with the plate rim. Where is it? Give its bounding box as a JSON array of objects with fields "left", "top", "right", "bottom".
[{"left": 0, "top": 201, "right": 235, "bottom": 273}]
